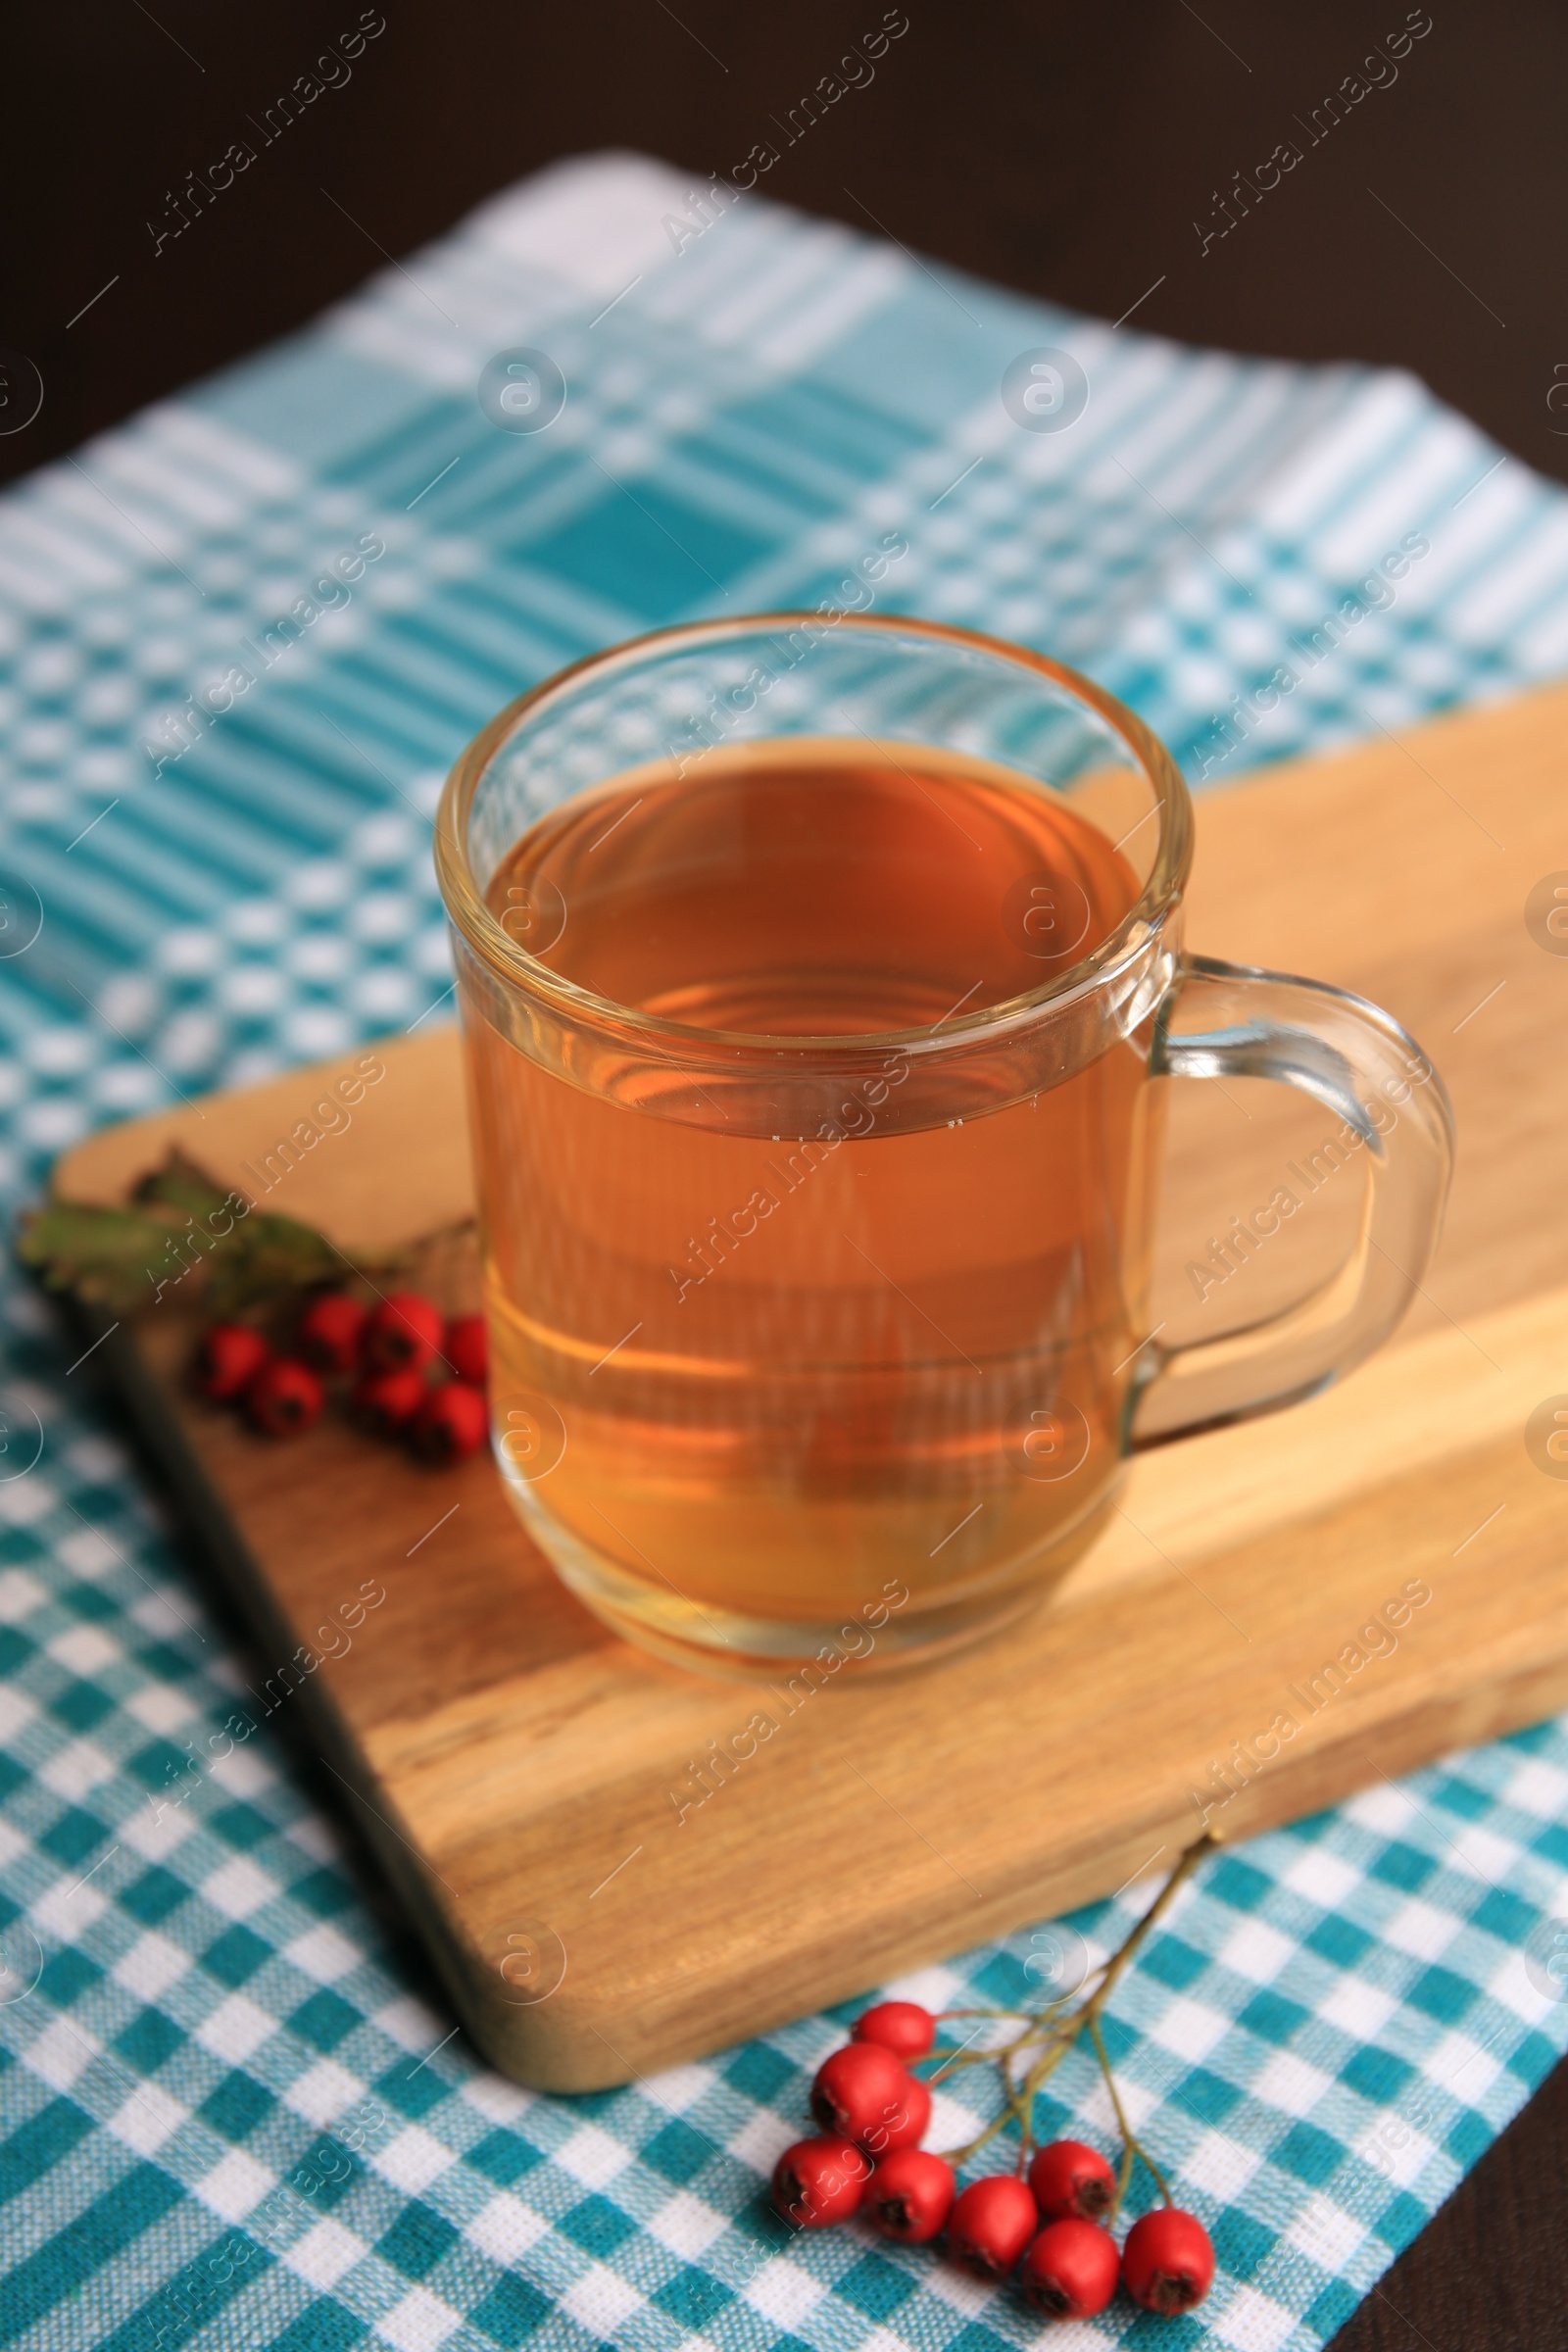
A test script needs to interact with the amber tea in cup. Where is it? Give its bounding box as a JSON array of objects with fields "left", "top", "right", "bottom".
[{"left": 436, "top": 614, "right": 1452, "bottom": 1675}]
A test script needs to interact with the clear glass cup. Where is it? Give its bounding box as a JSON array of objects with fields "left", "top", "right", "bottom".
[{"left": 434, "top": 613, "right": 1453, "bottom": 1676}]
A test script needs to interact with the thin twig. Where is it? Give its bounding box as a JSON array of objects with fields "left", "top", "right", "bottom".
[
  {"left": 931, "top": 1835, "right": 1216, "bottom": 2170},
  {"left": 1090, "top": 2013, "right": 1172, "bottom": 2215}
]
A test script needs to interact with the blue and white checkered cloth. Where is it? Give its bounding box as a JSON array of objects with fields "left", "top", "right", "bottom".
[{"left": 3, "top": 152, "right": 1568, "bottom": 2352}]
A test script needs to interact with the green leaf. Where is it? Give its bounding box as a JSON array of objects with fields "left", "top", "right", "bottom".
[
  {"left": 15, "top": 1200, "right": 184, "bottom": 1315},
  {"left": 205, "top": 1211, "right": 353, "bottom": 1318},
  {"left": 16, "top": 1148, "right": 412, "bottom": 1320},
  {"left": 132, "top": 1148, "right": 232, "bottom": 1222}
]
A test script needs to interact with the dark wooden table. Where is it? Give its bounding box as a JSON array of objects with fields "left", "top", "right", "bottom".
[{"left": 5, "top": 5, "right": 1566, "bottom": 2337}]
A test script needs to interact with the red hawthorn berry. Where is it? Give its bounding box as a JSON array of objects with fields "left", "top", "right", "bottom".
[
  {"left": 410, "top": 1380, "right": 488, "bottom": 1465},
  {"left": 853, "top": 2000, "right": 936, "bottom": 2061},
  {"left": 1028, "top": 2137, "right": 1116, "bottom": 2222},
  {"left": 196, "top": 1322, "right": 270, "bottom": 1402},
  {"left": 354, "top": 1366, "right": 427, "bottom": 1438},
  {"left": 866, "top": 2148, "right": 955, "bottom": 2243},
  {"left": 946, "top": 2174, "right": 1039, "bottom": 2279},
  {"left": 444, "top": 1312, "right": 487, "bottom": 1388},
  {"left": 297, "top": 1290, "right": 368, "bottom": 1375},
  {"left": 810, "top": 2043, "right": 924, "bottom": 2152},
  {"left": 1121, "top": 2208, "right": 1215, "bottom": 2315},
  {"left": 364, "top": 1291, "right": 444, "bottom": 1373},
  {"left": 864, "top": 2067, "right": 929, "bottom": 2156},
  {"left": 770, "top": 2135, "right": 870, "bottom": 2229},
  {"left": 1021, "top": 2217, "right": 1120, "bottom": 2321},
  {"left": 243, "top": 1356, "right": 322, "bottom": 1439}
]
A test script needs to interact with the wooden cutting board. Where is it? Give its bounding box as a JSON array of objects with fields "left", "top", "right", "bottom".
[{"left": 53, "top": 681, "right": 1568, "bottom": 2091}]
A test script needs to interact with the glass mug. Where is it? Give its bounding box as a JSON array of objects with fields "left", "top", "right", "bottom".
[{"left": 434, "top": 614, "right": 1452, "bottom": 1675}]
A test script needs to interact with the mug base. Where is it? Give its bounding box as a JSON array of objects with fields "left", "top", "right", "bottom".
[{"left": 504, "top": 1478, "right": 1122, "bottom": 1682}]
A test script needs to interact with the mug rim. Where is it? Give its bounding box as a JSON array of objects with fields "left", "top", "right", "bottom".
[{"left": 433, "top": 610, "right": 1194, "bottom": 1059}]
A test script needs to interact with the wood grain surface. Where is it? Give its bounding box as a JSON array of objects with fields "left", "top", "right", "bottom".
[{"left": 54, "top": 681, "right": 1568, "bottom": 2092}]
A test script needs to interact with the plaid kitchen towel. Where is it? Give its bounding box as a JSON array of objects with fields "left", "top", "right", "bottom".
[{"left": 1, "top": 151, "right": 1567, "bottom": 2352}]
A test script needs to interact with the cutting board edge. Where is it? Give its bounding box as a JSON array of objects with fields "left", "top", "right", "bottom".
[
  {"left": 70, "top": 1281, "right": 1568, "bottom": 2092},
  {"left": 439, "top": 1649, "right": 1568, "bottom": 2091}
]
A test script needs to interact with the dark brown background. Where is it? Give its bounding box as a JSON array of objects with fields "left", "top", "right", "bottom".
[
  {"left": 5, "top": 0, "right": 1567, "bottom": 489},
  {"left": 5, "top": 3, "right": 1566, "bottom": 2340}
]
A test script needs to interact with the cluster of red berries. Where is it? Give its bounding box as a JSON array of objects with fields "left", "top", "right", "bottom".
[
  {"left": 195, "top": 1290, "right": 489, "bottom": 1465},
  {"left": 771, "top": 2002, "right": 1214, "bottom": 2323}
]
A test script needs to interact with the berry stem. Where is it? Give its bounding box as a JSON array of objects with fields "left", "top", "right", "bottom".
[
  {"left": 1111, "top": 2129, "right": 1137, "bottom": 2222},
  {"left": 1088, "top": 2013, "right": 1173, "bottom": 2216},
  {"left": 931, "top": 1832, "right": 1216, "bottom": 2171}
]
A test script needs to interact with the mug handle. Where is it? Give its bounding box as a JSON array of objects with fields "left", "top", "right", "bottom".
[{"left": 1129, "top": 953, "right": 1455, "bottom": 1448}]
